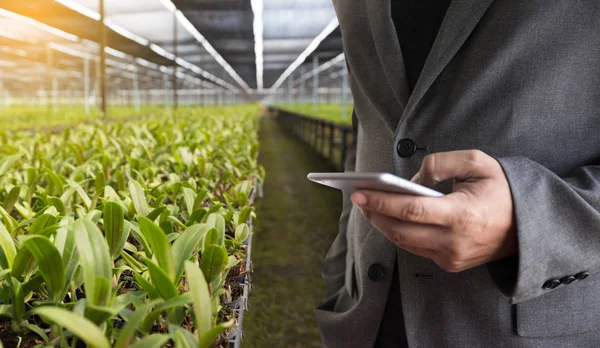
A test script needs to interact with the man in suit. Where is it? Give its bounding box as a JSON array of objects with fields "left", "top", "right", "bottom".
[{"left": 316, "top": 1, "right": 600, "bottom": 347}]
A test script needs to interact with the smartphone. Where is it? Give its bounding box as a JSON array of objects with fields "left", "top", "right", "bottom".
[{"left": 307, "top": 172, "right": 444, "bottom": 197}]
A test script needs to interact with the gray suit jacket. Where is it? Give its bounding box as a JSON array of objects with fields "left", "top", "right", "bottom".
[{"left": 316, "top": 1, "right": 600, "bottom": 347}]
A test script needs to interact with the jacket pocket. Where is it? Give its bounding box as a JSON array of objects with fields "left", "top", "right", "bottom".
[{"left": 516, "top": 272, "right": 600, "bottom": 337}]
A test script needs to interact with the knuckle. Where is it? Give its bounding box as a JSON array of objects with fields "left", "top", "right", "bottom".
[
  {"left": 445, "top": 239, "right": 466, "bottom": 262},
  {"left": 399, "top": 199, "right": 426, "bottom": 222},
  {"left": 422, "top": 155, "right": 437, "bottom": 176},
  {"left": 437, "top": 258, "right": 464, "bottom": 273},
  {"left": 454, "top": 210, "right": 477, "bottom": 229},
  {"left": 467, "top": 150, "right": 485, "bottom": 162}
]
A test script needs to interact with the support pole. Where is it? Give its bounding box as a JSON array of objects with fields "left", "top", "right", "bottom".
[
  {"left": 172, "top": 12, "right": 179, "bottom": 110},
  {"left": 46, "top": 44, "right": 53, "bottom": 113},
  {"left": 299, "top": 67, "right": 305, "bottom": 105},
  {"left": 133, "top": 64, "right": 140, "bottom": 112},
  {"left": 84, "top": 56, "right": 90, "bottom": 115},
  {"left": 287, "top": 76, "right": 292, "bottom": 104},
  {"left": 163, "top": 72, "right": 169, "bottom": 110},
  {"left": 341, "top": 61, "right": 349, "bottom": 121},
  {"left": 312, "top": 55, "right": 319, "bottom": 112},
  {"left": 99, "top": 0, "right": 108, "bottom": 119}
]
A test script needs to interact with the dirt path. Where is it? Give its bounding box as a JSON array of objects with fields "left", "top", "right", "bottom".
[{"left": 243, "top": 113, "right": 343, "bottom": 347}]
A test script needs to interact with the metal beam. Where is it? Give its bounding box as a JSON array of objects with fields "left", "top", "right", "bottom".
[
  {"left": 173, "top": 12, "right": 179, "bottom": 110},
  {"left": 99, "top": 0, "right": 108, "bottom": 119}
]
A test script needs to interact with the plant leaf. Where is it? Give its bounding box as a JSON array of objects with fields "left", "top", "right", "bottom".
[
  {"left": 185, "top": 261, "right": 212, "bottom": 340},
  {"left": 31, "top": 307, "right": 110, "bottom": 348},
  {"left": 172, "top": 224, "right": 211, "bottom": 282},
  {"left": 0, "top": 222, "right": 16, "bottom": 269},
  {"left": 21, "top": 235, "right": 66, "bottom": 302},
  {"left": 103, "top": 202, "right": 125, "bottom": 259},
  {"left": 142, "top": 257, "right": 178, "bottom": 300},
  {"left": 183, "top": 187, "right": 196, "bottom": 215},
  {"left": 234, "top": 223, "right": 250, "bottom": 243},
  {"left": 129, "top": 180, "right": 149, "bottom": 217},
  {"left": 129, "top": 334, "right": 170, "bottom": 348},
  {"left": 74, "top": 219, "right": 112, "bottom": 306},
  {"left": 3, "top": 186, "right": 20, "bottom": 214},
  {"left": 138, "top": 216, "right": 175, "bottom": 281},
  {"left": 199, "top": 245, "right": 227, "bottom": 286}
]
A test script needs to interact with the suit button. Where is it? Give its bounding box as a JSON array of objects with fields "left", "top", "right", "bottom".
[
  {"left": 575, "top": 271, "right": 589, "bottom": 281},
  {"left": 397, "top": 139, "right": 417, "bottom": 157},
  {"left": 560, "top": 276, "right": 576, "bottom": 285},
  {"left": 542, "top": 279, "right": 561, "bottom": 290},
  {"left": 368, "top": 263, "right": 385, "bottom": 281}
]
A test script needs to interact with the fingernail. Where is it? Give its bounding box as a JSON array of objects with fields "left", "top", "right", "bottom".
[{"left": 351, "top": 192, "right": 367, "bottom": 206}]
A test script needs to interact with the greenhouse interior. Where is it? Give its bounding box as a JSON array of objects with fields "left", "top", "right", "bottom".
[{"left": 0, "top": 0, "right": 353, "bottom": 347}]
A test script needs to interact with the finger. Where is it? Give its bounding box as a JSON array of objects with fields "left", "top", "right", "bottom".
[
  {"left": 352, "top": 190, "right": 459, "bottom": 226},
  {"left": 416, "top": 150, "right": 498, "bottom": 187},
  {"left": 366, "top": 211, "right": 447, "bottom": 250},
  {"left": 410, "top": 172, "right": 420, "bottom": 184}
]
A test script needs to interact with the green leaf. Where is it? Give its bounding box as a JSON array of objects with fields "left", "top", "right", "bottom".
[
  {"left": 133, "top": 273, "right": 160, "bottom": 299},
  {"left": 183, "top": 187, "right": 196, "bottom": 215},
  {"left": 120, "top": 251, "right": 145, "bottom": 273},
  {"left": 114, "top": 302, "right": 154, "bottom": 348},
  {"left": 141, "top": 293, "right": 193, "bottom": 334},
  {"left": 29, "top": 213, "right": 58, "bottom": 235},
  {"left": 172, "top": 224, "right": 212, "bottom": 282},
  {"left": 129, "top": 180, "right": 149, "bottom": 217},
  {"left": 95, "top": 172, "right": 106, "bottom": 195},
  {"left": 21, "top": 235, "right": 66, "bottom": 302},
  {"left": 174, "top": 330, "right": 191, "bottom": 348},
  {"left": 146, "top": 206, "right": 167, "bottom": 222},
  {"left": 142, "top": 257, "right": 178, "bottom": 300},
  {"left": 129, "top": 334, "right": 170, "bottom": 348},
  {"left": 3, "top": 186, "right": 20, "bottom": 214},
  {"left": 238, "top": 206, "right": 253, "bottom": 225},
  {"left": 0, "top": 222, "right": 16, "bottom": 269},
  {"left": 188, "top": 209, "right": 207, "bottom": 226},
  {"left": 54, "top": 225, "right": 79, "bottom": 287},
  {"left": 26, "top": 323, "right": 49, "bottom": 343},
  {"left": 138, "top": 216, "right": 175, "bottom": 281},
  {"left": 31, "top": 307, "right": 110, "bottom": 348},
  {"left": 185, "top": 261, "right": 212, "bottom": 340},
  {"left": 234, "top": 223, "right": 250, "bottom": 243},
  {"left": 48, "top": 197, "right": 66, "bottom": 216},
  {"left": 199, "top": 322, "right": 234, "bottom": 348},
  {"left": 74, "top": 219, "right": 112, "bottom": 306},
  {"left": 199, "top": 245, "right": 227, "bottom": 286},
  {"left": 206, "top": 214, "right": 225, "bottom": 246},
  {"left": 103, "top": 202, "right": 125, "bottom": 259},
  {"left": 203, "top": 228, "right": 219, "bottom": 249},
  {"left": 237, "top": 191, "right": 248, "bottom": 207}
]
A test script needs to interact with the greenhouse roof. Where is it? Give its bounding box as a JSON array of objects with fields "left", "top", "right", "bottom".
[{"left": 0, "top": 0, "right": 343, "bottom": 94}]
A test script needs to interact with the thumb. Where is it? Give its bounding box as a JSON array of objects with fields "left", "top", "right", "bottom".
[{"left": 416, "top": 150, "right": 496, "bottom": 188}]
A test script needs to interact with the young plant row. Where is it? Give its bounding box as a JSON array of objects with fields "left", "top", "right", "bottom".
[{"left": 0, "top": 106, "right": 264, "bottom": 347}]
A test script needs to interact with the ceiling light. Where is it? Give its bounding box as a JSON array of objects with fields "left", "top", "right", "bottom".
[
  {"left": 270, "top": 17, "right": 339, "bottom": 92},
  {"left": 105, "top": 20, "right": 149, "bottom": 46},
  {"left": 251, "top": 0, "right": 264, "bottom": 90},
  {"left": 173, "top": 9, "right": 250, "bottom": 92},
  {"left": 0, "top": 8, "right": 79, "bottom": 42},
  {"left": 150, "top": 44, "right": 176, "bottom": 61},
  {"left": 54, "top": 0, "right": 101, "bottom": 20},
  {"left": 296, "top": 53, "right": 345, "bottom": 85}
]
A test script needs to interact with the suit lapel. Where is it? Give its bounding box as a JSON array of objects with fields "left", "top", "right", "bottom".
[
  {"left": 366, "top": 0, "right": 411, "bottom": 129},
  {"left": 396, "top": 0, "right": 495, "bottom": 131}
]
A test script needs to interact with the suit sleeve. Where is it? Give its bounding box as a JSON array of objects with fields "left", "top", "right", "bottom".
[
  {"left": 488, "top": 156, "right": 600, "bottom": 304},
  {"left": 321, "top": 108, "right": 359, "bottom": 302}
]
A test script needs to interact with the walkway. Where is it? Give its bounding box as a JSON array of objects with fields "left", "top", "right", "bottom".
[{"left": 243, "top": 113, "right": 343, "bottom": 347}]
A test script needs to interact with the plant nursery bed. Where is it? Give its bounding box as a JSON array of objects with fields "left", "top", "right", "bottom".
[{"left": 0, "top": 106, "right": 264, "bottom": 348}]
